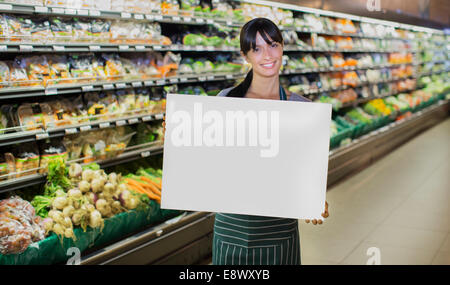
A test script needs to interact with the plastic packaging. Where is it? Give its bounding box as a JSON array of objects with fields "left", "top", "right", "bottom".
[
  {"left": 38, "top": 139, "right": 68, "bottom": 174},
  {"left": 0, "top": 196, "right": 45, "bottom": 255},
  {"left": 13, "top": 143, "right": 40, "bottom": 178}
]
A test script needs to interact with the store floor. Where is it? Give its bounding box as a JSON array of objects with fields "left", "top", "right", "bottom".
[{"left": 299, "top": 117, "right": 450, "bottom": 265}]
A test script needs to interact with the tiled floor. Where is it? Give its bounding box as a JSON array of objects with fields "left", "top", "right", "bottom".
[{"left": 299, "top": 118, "right": 450, "bottom": 265}]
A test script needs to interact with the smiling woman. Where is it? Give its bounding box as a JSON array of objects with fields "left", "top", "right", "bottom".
[{"left": 212, "top": 18, "right": 330, "bottom": 266}]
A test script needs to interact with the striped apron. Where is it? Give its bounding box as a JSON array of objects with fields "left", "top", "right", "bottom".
[{"left": 212, "top": 86, "right": 301, "bottom": 265}]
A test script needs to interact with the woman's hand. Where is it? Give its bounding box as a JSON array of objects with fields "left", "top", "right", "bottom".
[{"left": 305, "top": 201, "right": 329, "bottom": 225}]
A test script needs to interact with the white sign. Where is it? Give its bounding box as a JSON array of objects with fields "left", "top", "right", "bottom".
[{"left": 161, "top": 94, "right": 331, "bottom": 219}]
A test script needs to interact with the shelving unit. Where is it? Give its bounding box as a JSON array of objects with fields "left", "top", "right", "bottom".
[{"left": 0, "top": 0, "right": 448, "bottom": 265}]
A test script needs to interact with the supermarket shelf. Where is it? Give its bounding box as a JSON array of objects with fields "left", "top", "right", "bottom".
[
  {"left": 0, "top": 43, "right": 239, "bottom": 53},
  {"left": 280, "top": 26, "right": 413, "bottom": 42},
  {"left": 291, "top": 76, "right": 416, "bottom": 96},
  {"left": 338, "top": 87, "right": 417, "bottom": 109},
  {"left": 0, "top": 3, "right": 242, "bottom": 26},
  {"left": 281, "top": 63, "right": 414, "bottom": 76},
  {"left": 0, "top": 144, "right": 164, "bottom": 194},
  {"left": 0, "top": 72, "right": 245, "bottom": 100},
  {"left": 78, "top": 99, "right": 449, "bottom": 265},
  {"left": 283, "top": 45, "right": 417, "bottom": 53},
  {"left": 417, "top": 69, "right": 450, "bottom": 77},
  {"left": 327, "top": 98, "right": 450, "bottom": 186},
  {"left": 0, "top": 112, "right": 164, "bottom": 147},
  {"left": 80, "top": 211, "right": 215, "bottom": 265}
]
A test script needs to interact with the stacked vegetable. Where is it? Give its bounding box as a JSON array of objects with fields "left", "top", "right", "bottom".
[
  {"left": 123, "top": 168, "right": 163, "bottom": 204},
  {"left": 31, "top": 159, "right": 148, "bottom": 240},
  {"left": 346, "top": 107, "right": 374, "bottom": 124},
  {"left": 363, "top": 98, "right": 393, "bottom": 116}
]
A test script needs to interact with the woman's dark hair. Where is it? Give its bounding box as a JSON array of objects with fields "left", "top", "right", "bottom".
[{"left": 227, "top": 18, "right": 284, "bottom": 97}]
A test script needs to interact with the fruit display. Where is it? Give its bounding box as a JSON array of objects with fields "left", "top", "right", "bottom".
[{"left": 363, "top": 98, "right": 393, "bottom": 116}]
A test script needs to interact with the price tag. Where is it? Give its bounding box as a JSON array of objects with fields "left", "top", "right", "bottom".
[
  {"left": 0, "top": 4, "right": 12, "bottom": 10},
  {"left": 53, "top": 45, "right": 65, "bottom": 51},
  {"left": 226, "top": 74, "right": 233, "bottom": 79},
  {"left": 184, "top": 17, "right": 192, "bottom": 22},
  {"left": 131, "top": 81, "right": 143, "bottom": 87},
  {"left": 89, "top": 45, "right": 101, "bottom": 51},
  {"left": 116, "top": 120, "right": 126, "bottom": 126},
  {"left": 199, "top": 76, "right": 206, "bottom": 82},
  {"left": 207, "top": 75, "right": 215, "bottom": 81},
  {"left": 65, "top": 8, "right": 76, "bottom": 15},
  {"left": 81, "top": 85, "right": 94, "bottom": 92},
  {"left": 196, "top": 18, "right": 204, "bottom": 24},
  {"left": 36, "top": 133, "right": 49, "bottom": 140},
  {"left": 154, "top": 15, "right": 163, "bottom": 21},
  {"left": 172, "top": 16, "right": 181, "bottom": 22},
  {"left": 135, "top": 45, "right": 145, "bottom": 50},
  {"left": 142, "top": 116, "right": 152, "bottom": 122},
  {"left": 144, "top": 81, "right": 154, "bottom": 86},
  {"left": 77, "top": 9, "right": 88, "bottom": 16},
  {"left": 121, "top": 12, "right": 131, "bottom": 19},
  {"left": 154, "top": 114, "right": 164, "bottom": 120},
  {"left": 145, "top": 14, "right": 154, "bottom": 20},
  {"left": 103, "top": 84, "right": 114, "bottom": 90},
  {"left": 80, "top": 125, "right": 92, "bottom": 132},
  {"left": 153, "top": 45, "right": 162, "bottom": 50},
  {"left": 115, "top": 83, "right": 127, "bottom": 89},
  {"left": 89, "top": 10, "right": 101, "bottom": 16},
  {"left": 206, "top": 46, "right": 214, "bottom": 51},
  {"left": 99, "top": 122, "right": 110, "bottom": 129},
  {"left": 20, "top": 45, "right": 33, "bottom": 51},
  {"left": 35, "top": 6, "right": 48, "bottom": 13},
  {"left": 45, "top": 88, "right": 58, "bottom": 95},
  {"left": 195, "top": 46, "right": 205, "bottom": 51},
  {"left": 207, "top": 19, "right": 214, "bottom": 24},
  {"left": 134, "top": 14, "right": 144, "bottom": 20},
  {"left": 141, "top": 151, "right": 150, "bottom": 158},
  {"left": 65, "top": 128, "right": 78, "bottom": 134},
  {"left": 156, "top": 80, "right": 165, "bottom": 85},
  {"left": 179, "top": 77, "right": 188, "bottom": 83},
  {"left": 52, "top": 7, "right": 65, "bottom": 14},
  {"left": 0, "top": 45, "right": 7, "bottom": 51},
  {"left": 227, "top": 20, "right": 233, "bottom": 26},
  {"left": 128, "top": 118, "right": 139, "bottom": 124},
  {"left": 119, "top": 45, "right": 130, "bottom": 51},
  {"left": 169, "top": 78, "right": 178, "bottom": 83}
]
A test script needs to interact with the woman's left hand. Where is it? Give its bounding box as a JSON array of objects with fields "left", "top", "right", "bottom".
[{"left": 305, "top": 201, "right": 329, "bottom": 225}]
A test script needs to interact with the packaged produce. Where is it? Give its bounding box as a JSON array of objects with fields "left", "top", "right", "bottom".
[
  {"left": 3, "top": 15, "right": 33, "bottom": 42},
  {"left": 135, "top": 88, "right": 151, "bottom": 113},
  {"left": 69, "top": 54, "right": 96, "bottom": 82},
  {"left": 0, "top": 196, "right": 45, "bottom": 255},
  {"left": 30, "top": 19, "right": 52, "bottom": 43},
  {"left": 17, "top": 103, "right": 44, "bottom": 131},
  {"left": 90, "top": 19, "right": 111, "bottom": 43},
  {"left": 13, "top": 143, "right": 40, "bottom": 177},
  {"left": 39, "top": 139, "right": 68, "bottom": 174},
  {"left": 0, "top": 61, "right": 10, "bottom": 88},
  {"left": 105, "top": 127, "right": 136, "bottom": 158},
  {"left": 84, "top": 92, "right": 106, "bottom": 119},
  {"left": 72, "top": 18, "right": 92, "bottom": 43},
  {"left": 23, "top": 55, "right": 51, "bottom": 86},
  {"left": 47, "top": 99, "right": 74, "bottom": 127},
  {"left": 0, "top": 154, "right": 9, "bottom": 181},
  {"left": 47, "top": 55, "right": 72, "bottom": 85},
  {"left": 8, "top": 59, "right": 30, "bottom": 87},
  {"left": 116, "top": 89, "right": 136, "bottom": 114},
  {"left": 49, "top": 18, "right": 73, "bottom": 42},
  {"left": 101, "top": 53, "right": 126, "bottom": 80},
  {"left": 99, "top": 91, "right": 120, "bottom": 118}
]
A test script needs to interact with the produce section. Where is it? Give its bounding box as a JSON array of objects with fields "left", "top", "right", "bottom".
[{"left": 0, "top": 0, "right": 448, "bottom": 265}]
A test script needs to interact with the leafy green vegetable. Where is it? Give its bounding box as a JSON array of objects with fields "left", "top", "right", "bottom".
[
  {"left": 31, "top": 195, "right": 53, "bottom": 218},
  {"left": 82, "top": 163, "right": 100, "bottom": 171},
  {"left": 46, "top": 158, "right": 71, "bottom": 190}
]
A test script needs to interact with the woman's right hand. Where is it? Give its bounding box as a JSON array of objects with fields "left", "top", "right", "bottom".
[{"left": 305, "top": 201, "right": 329, "bottom": 225}]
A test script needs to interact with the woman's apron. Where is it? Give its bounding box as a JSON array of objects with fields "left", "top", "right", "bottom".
[{"left": 212, "top": 86, "right": 301, "bottom": 265}]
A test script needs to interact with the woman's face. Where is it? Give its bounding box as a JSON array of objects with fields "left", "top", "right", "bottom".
[{"left": 243, "top": 32, "right": 283, "bottom": 78}]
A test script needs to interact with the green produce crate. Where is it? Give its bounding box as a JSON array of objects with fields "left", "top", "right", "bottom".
[
  {"left": 330, "top": 127, "right": 352, "bottom": 149},
  {"left": 0, "top": 205, "right": 182, "bottom": 265}
]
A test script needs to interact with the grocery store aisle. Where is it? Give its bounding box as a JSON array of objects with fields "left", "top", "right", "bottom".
[{"left": 299, "top": 118, "right": 450, "bottom": 265}]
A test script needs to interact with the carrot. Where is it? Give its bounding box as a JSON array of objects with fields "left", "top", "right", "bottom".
[
  {"left": 139, "top": 176, "right": 162, "bottom": 195},
  {"left": 127, "top": 183, "right": 161, "bottom": 202},
  {"left": 125, "top": 179, "right": 161, "bottom": 202},
  {"left": 127, "top": 178, "right": 161, "bottom": 197}
]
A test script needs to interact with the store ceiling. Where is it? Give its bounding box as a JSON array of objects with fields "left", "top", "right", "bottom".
[{"left": 278, "top": 0, "right": 449, "bottom": 29}]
